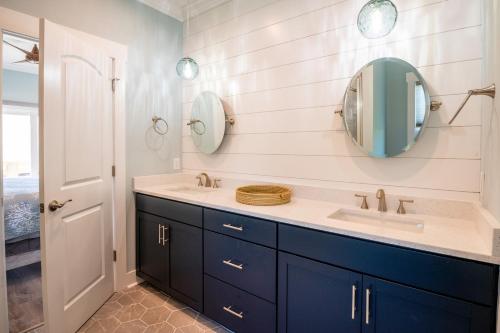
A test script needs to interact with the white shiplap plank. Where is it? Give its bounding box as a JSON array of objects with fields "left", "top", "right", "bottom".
[
  {"left": 182, "top": 94, "right": 481, "bottom": 129},
  {"left": 184, "top": 61, "right": 480, "bottom": 113},
  {"left": 185, "top": 0, "right": 280, "bottom": 38},
  {"left": 182, "top": 153, "right": 480, "bottom": 192},
  {"left": 182, "top": 126, "right": 480, "bottom": 160},
  {"left": 183, "top": 51, "right": 481, "bottom": 102}
]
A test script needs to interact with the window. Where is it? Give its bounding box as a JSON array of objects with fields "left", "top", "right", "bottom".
[{"left": 2, "top": 104, "right": 38, "bottom": 178}]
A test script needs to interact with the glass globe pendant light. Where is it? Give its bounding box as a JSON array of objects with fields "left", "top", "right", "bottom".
[
  {"left": 176, "top": 5, "right": 199, "bottom": 80},
  {"left": 176, "top": 57, "right": 199, "bottom": 80},
  {"left": 357, "top": 0, "right": 398, "bottom": 39}
]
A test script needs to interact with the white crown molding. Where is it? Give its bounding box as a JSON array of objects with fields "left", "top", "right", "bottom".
[{"left": 138, "top": 0, "right": 228, "bottom": 21}]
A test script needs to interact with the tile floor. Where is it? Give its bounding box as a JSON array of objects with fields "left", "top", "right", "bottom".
[{"left": 77, "top": 283, "right": 232, "bottom": 333}]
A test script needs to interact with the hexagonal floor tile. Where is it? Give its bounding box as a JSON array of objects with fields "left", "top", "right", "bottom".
[
  {"left": 115, "top": 303, "right": 147, "bottom": 323},
  {"left": 141, "top": 305, "right": 172, "bottom": 325},
  {"left": 167, "top": 308, "right": 198, "bottom": 328}
]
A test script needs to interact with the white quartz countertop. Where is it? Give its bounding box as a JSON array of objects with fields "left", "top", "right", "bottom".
[{"left": 133, "top": 175, "right": 500, "bottom": 265}]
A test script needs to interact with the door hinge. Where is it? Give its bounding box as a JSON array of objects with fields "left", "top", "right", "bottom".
[
  {"left": 39, "top": 203, "right": 45, "bottom": 214},
  {"left": 113, "top": 250, "right": 117, "bottom": 262},
  {"left": 112, "top": 165, "right": 116, "bottom": 177},
  {"left": 111, "top": 78, "right": 120, "bottom": 93}
]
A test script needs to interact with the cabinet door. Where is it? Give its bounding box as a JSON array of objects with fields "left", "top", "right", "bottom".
[
  {"left": 137, "top": 212, "right": 169, "bottom": 287},
  {"left": 362, "top": 276, "right": 494, "bottom": 333},
  {"left": 278, "top": 252, "right": 362, "bottom": 333},
  {"left": 169, "top": 219, "right": 203, "bottom": 311}
]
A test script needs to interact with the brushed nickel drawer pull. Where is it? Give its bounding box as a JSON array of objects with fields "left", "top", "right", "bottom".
[
  {"left": 158, "top": 224, "right": 162, "bottom": 245},
  {"left": 222, "top": 259, "right": 244, "bottom": 270},
  {"left": 223, "top": 305, "right": 244, "bottom": 319},
  {"left": 222, "top": 223, "right": 243, "bottom": 232},
  {"left": 365, "top": 288, "right": 371, "bottom": 325},
  {"left": 163, "top": 226, "right": 169, "bottom": 246},
  {"left": 351, "top": 284, "right": 357, "bottom": 320}
]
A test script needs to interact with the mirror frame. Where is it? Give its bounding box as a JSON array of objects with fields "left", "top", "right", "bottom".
[{"left": 341, "top": 57, "right": 431, "bottom": 158}]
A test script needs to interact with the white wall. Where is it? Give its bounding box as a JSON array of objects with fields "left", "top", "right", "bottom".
[{"left": 181, "top": 0, "right": 483, "bottom": 200}]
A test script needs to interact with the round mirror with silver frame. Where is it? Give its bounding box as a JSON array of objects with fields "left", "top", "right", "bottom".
[
  {"left": 187, "top": 91, "right": 233, "bottom": 154},
  {"left": 342, "top": 57, "right": 435, "bottom": 158}
]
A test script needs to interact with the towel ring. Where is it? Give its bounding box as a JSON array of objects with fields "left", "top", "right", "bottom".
[
  {"left": 152, "top": 116, "right": 168, "bottom": 135},
  {"left": 187, "top": 119, "right": 207, "bottom": 135}
]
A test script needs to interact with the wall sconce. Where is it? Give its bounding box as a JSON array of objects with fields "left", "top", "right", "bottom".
[{"left": 357, "top": 0, "right": 398, "bottom": 39}]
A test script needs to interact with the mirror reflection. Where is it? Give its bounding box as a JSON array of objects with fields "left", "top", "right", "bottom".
[
  {"left": 188, "top": 91, "right": 227, "bottom": 154},
  {"left": 343, "top": 57, "right": 430, "bottom": 158}
]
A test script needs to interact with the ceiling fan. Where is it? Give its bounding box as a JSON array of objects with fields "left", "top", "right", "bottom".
[{"left": 3, "top": 40, "right": 39, "bottom": 64}]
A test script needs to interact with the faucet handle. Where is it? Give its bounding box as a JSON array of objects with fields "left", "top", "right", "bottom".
[
  {"left": 397, "top": 199, "right": 414, "bottom": 215},
  {"left": 212, "top": 178, "right": 221, "bottom": 188},
  {"left": 196, "top": 175, "right": 203, "bottom": 187},
  {"left": 355, "top": 194, "right": 369, "bottom": 210}
]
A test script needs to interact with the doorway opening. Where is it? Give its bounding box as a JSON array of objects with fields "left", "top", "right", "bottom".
[{"left": 2, "top": 31, "right": 43, "bottom": 333}]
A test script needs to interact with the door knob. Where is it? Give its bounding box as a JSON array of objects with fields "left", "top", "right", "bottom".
[{"left": 48, "top": 199, "right": 72, "bottom": 212}]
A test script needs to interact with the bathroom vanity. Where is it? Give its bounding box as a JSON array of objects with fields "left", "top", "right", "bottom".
[{"left": 134, "top": 175, "right": 500, "bottom": 333}]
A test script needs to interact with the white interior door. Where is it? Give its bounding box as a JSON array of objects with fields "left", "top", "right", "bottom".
[{"left": 40, "top": 19, "right": 114, "bottom": 333}]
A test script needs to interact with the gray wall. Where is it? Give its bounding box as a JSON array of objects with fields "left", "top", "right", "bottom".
[
  {"left": 3, "top": 69, "right": 38, "bottom": 104},
  {"left": 0, "top": 0, "right": 183, "bottom": 269}
]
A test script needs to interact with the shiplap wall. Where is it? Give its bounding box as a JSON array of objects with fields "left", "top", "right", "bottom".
[{"left": 181, "top": 0, "right": 483, "bottom": 200}]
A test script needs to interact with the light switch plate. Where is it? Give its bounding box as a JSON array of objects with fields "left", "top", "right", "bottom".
[{"left": 173, "top": 157, "right": 181, "bottom": 170}]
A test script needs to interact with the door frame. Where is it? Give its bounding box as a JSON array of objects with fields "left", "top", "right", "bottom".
[{"left": 0, "top": 7, "right": 128, "bottom": 332}]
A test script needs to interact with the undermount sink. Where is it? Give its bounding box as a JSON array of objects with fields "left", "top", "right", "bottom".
[
  {"left": 328, "top": 208, "right": 424, "bottom": 232},
  {"left": 160, "top": 184, "right": 215, "bottom": 194}
]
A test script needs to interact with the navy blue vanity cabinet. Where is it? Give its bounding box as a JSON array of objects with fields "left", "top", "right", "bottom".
[
  {"left": 136, "top": 211, "right": 170, "bottom": 289},
  {"left": 362, "top": 276, "right": 494, "bottom": 333},
  {"left": 278, "top": 224, "right": 498, "bottom": 333},
  {"left": 136, "top": 194, "right": 203, "bottom": 311},
  {"left": 278, "top": 252, "right": 362, "bottom": 333}
]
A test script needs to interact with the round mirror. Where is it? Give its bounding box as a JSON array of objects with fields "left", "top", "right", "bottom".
[
  {"left": 343, "top": 57, "right": 430, "bottom": 158},
  {"left": 188, "top": 91, "right": 227, "bottom": 154}
]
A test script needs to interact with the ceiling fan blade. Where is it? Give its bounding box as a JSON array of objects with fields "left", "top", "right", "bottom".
[
  {"left": 12, "top": 59, "right": 29, "bottom": 64},
  {"left": 3, "top": 40, "right": 31, "bottom": 56}
]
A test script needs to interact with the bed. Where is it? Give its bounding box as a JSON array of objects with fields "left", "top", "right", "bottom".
[{"left": 3, "top": 177, "right": 39, "bottom": 242}]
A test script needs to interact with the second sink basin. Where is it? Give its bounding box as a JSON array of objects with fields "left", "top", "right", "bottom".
[{"left": 328, "top": 208, "right": 424, "bottom": 232}]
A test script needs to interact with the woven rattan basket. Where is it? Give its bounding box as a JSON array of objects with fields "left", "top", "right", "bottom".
[{"left": 235, "top": 185, "right": 292, "bottom": 206}]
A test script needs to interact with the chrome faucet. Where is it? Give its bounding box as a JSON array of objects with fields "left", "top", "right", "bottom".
[
  {"left": 376, "top": 189, "right": 387, "bottom": 212},
  {"left": 196, "top": 173, "right": 212, "bottom": 187}
]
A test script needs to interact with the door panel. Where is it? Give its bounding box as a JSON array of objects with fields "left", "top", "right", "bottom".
[
  {"left": 62, "top": 58, "right": 104, "bottom": 183},
  {"left": 278, "top": 252, "right": 362, "bottom": 333},
  {"left": 169, "top": 219, "right": 202, "bottom": 310},
  {"left": 63, "top": 206, "right": 104, "bottom": 304},
  {"left": 137, "top": 212, "right": 169, "bottom": 286},
  {"left": 40, "top": 19, "right": 114, "bottom": 333},
  {"left": 362, "top": 276, "right": 494, "bottom": 333}
]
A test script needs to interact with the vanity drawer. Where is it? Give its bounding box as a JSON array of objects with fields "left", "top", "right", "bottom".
[
  {"left": 204, "top": 275, "right": 276, "bottom": 333},
  {"left": 279, "top": 224, "right": 498, "bottom": 306},
  {"left": 204, "top": 208, "right": 277, "bottom": 247},
  {"left": 136, "top": 194, "right": 202, "bottom": 227},
  {"left": 204, "top": 230, "right": 276, "bottom": 302}
]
